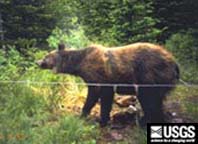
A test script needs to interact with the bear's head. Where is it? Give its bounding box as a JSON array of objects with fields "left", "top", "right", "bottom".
[{"left": 36, "top": 43, "right": 67, "bottom": 73}]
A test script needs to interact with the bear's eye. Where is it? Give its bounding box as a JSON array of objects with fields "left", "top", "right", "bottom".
[
  {"left": 44, "top": 58, "right": 50, "bottom": 63},
  {"left": 43, "top": 57, "right": 53, "bottom": 66}
]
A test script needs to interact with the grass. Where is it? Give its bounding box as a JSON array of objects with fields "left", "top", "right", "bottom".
[
  {"left": 0, "top": 77, "right": 97, "bottom": 144},
  {"left": 166, "top": 85, "right": 198, "bottom": 122}
]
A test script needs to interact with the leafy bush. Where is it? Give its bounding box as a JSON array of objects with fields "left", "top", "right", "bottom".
[
  {"left": 0, "top": 45, "right": 38, "bottom": 80},
  {"left": 165, "top": 32, "right": 198, "bottom": 65},
  {"left": 165, "top": 31, "right": 198, "bottom": 83},
  {"left": 77, "top": 0, "right": 162, "bottom": 45},
  {"left": 0, "top": 46, "right": 23, "bottom": 80},
  {"left": 14, "top": 38, "right": 37, "bottom": 52},
  {"left": 180, "top": 66, "right": 198, "bottom": 84},
  {"left": 47, "top": 27, "right": 90, "bottom": 49}
]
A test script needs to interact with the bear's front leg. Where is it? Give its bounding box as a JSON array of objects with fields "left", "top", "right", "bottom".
[
  {"left": 81, "top": 86, "right": 101, "bottom": 117},
  {"left": 100, "top": 86, "right": 114, "bottom": 127}
]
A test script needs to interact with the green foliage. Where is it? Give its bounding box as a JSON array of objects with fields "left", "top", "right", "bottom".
[
  {"left": 38, "top": 115, "right": 98, "bottom": 144},
  {"left": 47, "top": 27, "right": 90, "bottom": 49},
  {"left": 165, "top": 31, "right": 198, "bottom": 83},
  {"left": 180, "top": 66, "right": 198, "bottom": 84},
  {"left": 166, "top": 32, "right": 197, "bottom": 64},
  {"left": 0, "top": 45, "right": 38, "bottom": 80},
  {"left": 185, "top": 101, "right": 198, "bottom": 122},
  {"left": 127, "top": 126, "right": 147, "bottom": 144},
  {"left": 0, "top": 83, "right": 97, "bottom": 144},
  {"left": 153, "top": 0, "right": 198, "bottom": 41},
  {"left": 49, "top": 0, "right": 79, "bottom": 31},
  {"left": 0, "top": 84, "right": 48, "bottom": 144},
  {"left": 77, "top": 0, "right": 161, "bottom": 45},
  {"left": 0, "top": 46, "right": 23, "bottom": 80},
  {"left": 0, "top": 42, "right": 98, "bottom": 143},
  {"left": 0, "top": 44, "right": 96, "bottom": 143},
  {"left": 0, "top": 0, "right": 60, "bottom": 47},
  {"left": 168, "top": 86, "right": 198, "bottom": 122},
  {"left": 13, "top": 38, "right": 37, "bottom": 50}
]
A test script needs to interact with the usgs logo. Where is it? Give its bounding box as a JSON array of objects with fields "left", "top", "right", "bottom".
[
  {"left": 148, "top": 124, "right": 197, "bottom": 144},
  {"left": 151, "top": 125, "right": 195, "bottom": 138}
]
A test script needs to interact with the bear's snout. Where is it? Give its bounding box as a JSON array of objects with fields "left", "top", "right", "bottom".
[
  {"left": 36, "top": 60, "right": 43, "bottom": 67},
  {"left": 36, "top": 59, "right": 52, "bottom": 69}
]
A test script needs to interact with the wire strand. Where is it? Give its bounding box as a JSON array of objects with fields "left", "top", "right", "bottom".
[{"left": 0, "top": 80, "right": 197, "bottom": 87}]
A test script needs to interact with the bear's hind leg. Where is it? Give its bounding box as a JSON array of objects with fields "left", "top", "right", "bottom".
[{"left": 138, "top": 87, "right": 165, "bottom": 127}]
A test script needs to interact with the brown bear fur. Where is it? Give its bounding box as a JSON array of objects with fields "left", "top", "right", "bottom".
[{"left": 37, "top": 42, "right": 179, "bottom": 127}]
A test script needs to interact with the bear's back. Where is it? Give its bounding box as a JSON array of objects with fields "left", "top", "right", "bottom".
[{"left": 79, "top": 43, "right": 177, "bottom": 84}]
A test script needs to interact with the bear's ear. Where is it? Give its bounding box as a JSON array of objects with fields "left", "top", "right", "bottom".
[{"left": 58, "top": 43, "right": 65, "bottom": 51}]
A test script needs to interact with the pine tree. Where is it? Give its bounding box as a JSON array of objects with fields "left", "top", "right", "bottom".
[
  {"left": 0, "top": 0, "right": 57, "bottom": 48},
  {"left": 153, "top": 0, "right": 198, "bottom": 41},
  {"left": 77, "top": 0, "right": 161, "bottom": 45}
]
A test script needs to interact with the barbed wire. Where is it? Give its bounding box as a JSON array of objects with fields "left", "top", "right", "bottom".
[{"left": 0, "top": 80, "right": 197, "bottom": 87}]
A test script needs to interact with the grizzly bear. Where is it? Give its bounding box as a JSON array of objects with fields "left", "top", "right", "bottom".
[{"left": 37, "top": 42, "right": 179, "bottom": 127}]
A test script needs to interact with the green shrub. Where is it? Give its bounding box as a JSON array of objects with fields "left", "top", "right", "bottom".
[
  {"left": 0, "top": 45, "right": 38, "bottom": 80},
  {"left": 165, "top": 31, "right": 198, "bottom": 65},
  {"left": 47, "top": 27, "right": 90, "bottom": 49},
  {"left": 77, "top": 0, "right": 162, "bottom": 45},
  {"left": 14, "top": 38, "right": 37, "bottom": 52},
  {"left": 0, "top": 46, "right": 22, "bottom": 80},
  {"left": 165, "top": 31, "right": 198, "bottom": 83}
]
